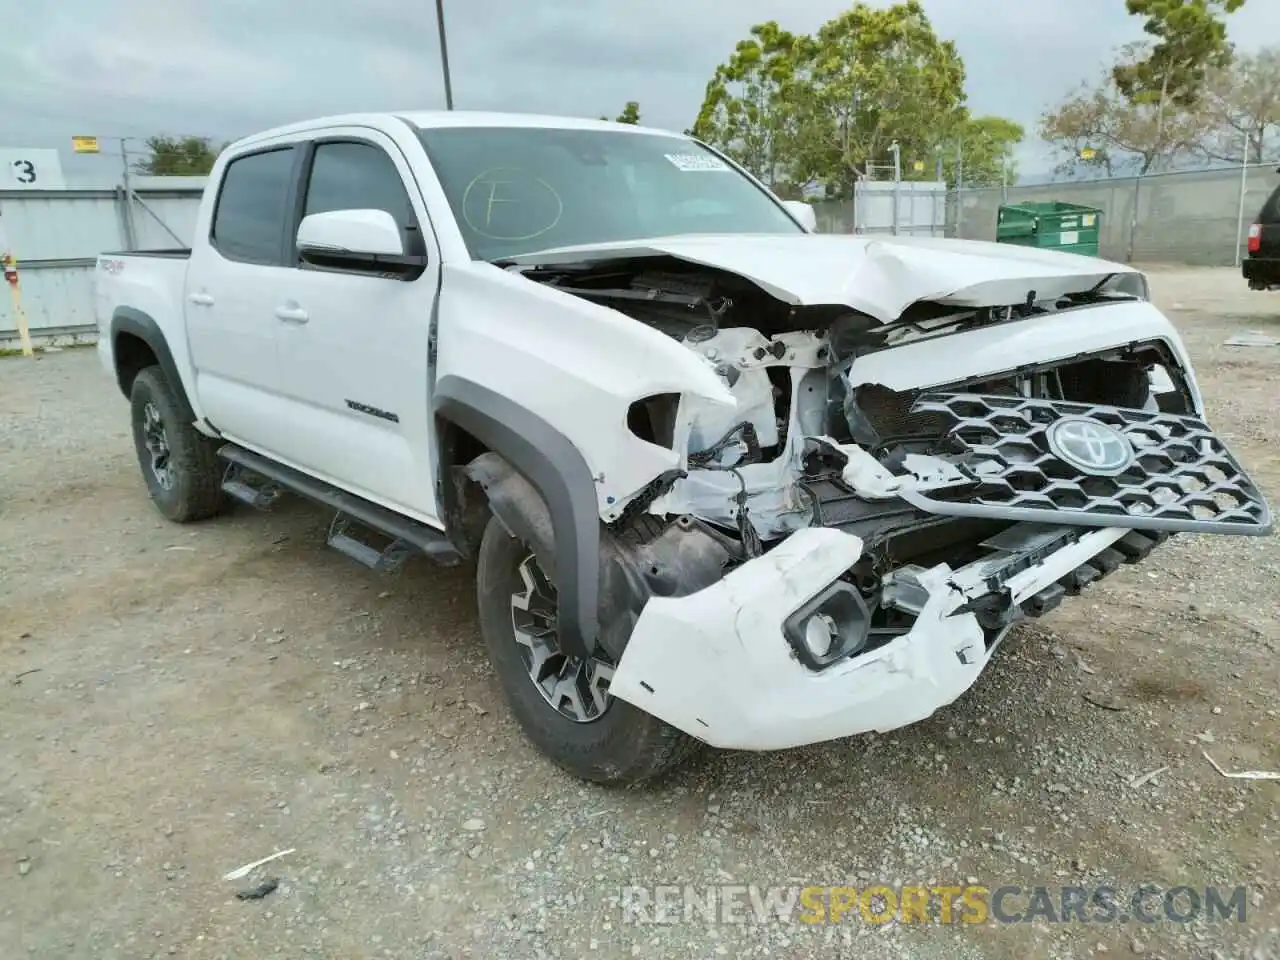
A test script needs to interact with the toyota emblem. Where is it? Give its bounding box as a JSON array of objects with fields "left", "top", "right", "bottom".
[{"left": 1046, "top": 417, "right": 1135, "bottom": 476}]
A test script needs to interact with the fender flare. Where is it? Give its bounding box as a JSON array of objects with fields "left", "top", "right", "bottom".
[
  {"left": 434, "top": 376, "right": 600, "bottom": 661},
  {"left": 110, "top": 307, "right": 196, "bottom": 423}
]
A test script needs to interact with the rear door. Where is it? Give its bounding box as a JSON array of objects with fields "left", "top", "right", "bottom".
[
  {"left": 269, "top": 129, "right": 441, "bottom": 522},
  {"left": 186, "top": 144, "right": 300, "bottom": 443}
]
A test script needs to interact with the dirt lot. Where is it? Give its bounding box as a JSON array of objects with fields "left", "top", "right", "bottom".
[{"left": 1, "top": 267, "right": 1277, "bottom": 960}]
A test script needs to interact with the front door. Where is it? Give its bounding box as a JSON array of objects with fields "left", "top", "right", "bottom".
[{"left": 270, "top": 131, "right": 440, "bottom": 523}]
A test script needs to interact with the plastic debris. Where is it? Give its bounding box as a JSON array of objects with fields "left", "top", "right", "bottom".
[
  {"left": 1223, "top": 331, "right": 1280, "bottom": 347},
  {"left": 1202, "top": 751, "right": 1280, "bottom": 781},
  {"left": 1082, "top": 692, "right": 1128, "bottom": 711},
  {"left": 236, "top": 877, "right": 279, "bottom": 900},
  {"left": 222, "top": 848, "right": 295, "bottom": 881},
  {"left": 1126, "top": 766, "right": 1170, "bottom": 788}
]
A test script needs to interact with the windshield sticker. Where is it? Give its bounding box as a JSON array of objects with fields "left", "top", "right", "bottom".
[{"left": 664, "top": 153, "right": 731, "bottom": 172}]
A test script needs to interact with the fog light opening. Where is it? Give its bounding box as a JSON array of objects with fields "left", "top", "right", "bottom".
[
  {"left": 803, "top": 614, "right": 837, "bottom": 659},
  {"left": 783, "top": 581, "right": 872, "bottom": 671}
]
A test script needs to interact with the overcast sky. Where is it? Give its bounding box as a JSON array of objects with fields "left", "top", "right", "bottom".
[{"left": 2, "top": 0, "right": 1277, "bottom": 181}]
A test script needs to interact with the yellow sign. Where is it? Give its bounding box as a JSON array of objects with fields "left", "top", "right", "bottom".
[
  {"left": 912, "top": 160, "right": 925, "bottom": 172},
  {"left": 72, "top": 136, "right": 100, "bottom": 154},
  {"left": 1079, "top": 146, "right": 1097, "bottom": 160}
]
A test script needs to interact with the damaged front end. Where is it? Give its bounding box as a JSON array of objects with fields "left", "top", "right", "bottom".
[{"left": 521, "top": 249, "right": 1272, "bottom": 750}]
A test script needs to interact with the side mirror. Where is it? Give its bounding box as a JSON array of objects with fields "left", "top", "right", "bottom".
[
  {"left": 782, "top": 200, "right": 817, "bottom": 233},
  {"left": 297, "top": 209, "right": 425, "bottom": 278}
]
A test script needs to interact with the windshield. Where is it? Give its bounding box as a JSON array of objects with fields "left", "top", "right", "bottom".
[{"left": 416, "top": 126, "right": 802, "bottom": 260}]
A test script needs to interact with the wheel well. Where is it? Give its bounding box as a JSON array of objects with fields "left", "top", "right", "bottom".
[
  {"left": 114, "top": 332, "right": 158, "bottom": 398},
  {"left": 436, "top": 417, "right": 492, "bottom": 557}
]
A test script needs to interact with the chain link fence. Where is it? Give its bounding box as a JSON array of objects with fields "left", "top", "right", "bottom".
[
  {"left": 950, "top": 163, "right": 1280, "bottom": 267},
  {"left": 813, "top": 162, "right": 1279, "bottom": 268}
]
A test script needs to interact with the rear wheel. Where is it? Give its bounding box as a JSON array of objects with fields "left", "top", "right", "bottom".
[
  {"left": 129, "top": 366, "right": 225, "bottom": 522},
  {"left": 475, "top": 515, "right": 700, "bottom": 784}
]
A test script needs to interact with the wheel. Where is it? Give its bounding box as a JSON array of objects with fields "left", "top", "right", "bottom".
[
  {"left": 475, "top": 515, "right": 701, "bottom": 784},
  {"left": 129, "top": 366, "right": 225, "bottom": 522}
]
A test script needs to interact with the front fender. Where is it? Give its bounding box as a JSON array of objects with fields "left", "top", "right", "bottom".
[
  {"left": 434, "top": 262, "right": 735, "bottom": 521},
  {"left": 436, "top": 389, "right": 600, "bottom": 661}
]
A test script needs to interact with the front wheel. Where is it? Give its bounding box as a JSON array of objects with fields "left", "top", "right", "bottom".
[
  {"left": 475, "top": 515, "right": 700, "bottom": 784},
  {"left": 129, "top": 366, "right": 225, "bottom": 522}
]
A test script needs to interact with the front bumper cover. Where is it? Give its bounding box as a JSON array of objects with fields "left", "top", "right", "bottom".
[{"left": 610, "top": 525, "right": 1129, "bottom": 751}]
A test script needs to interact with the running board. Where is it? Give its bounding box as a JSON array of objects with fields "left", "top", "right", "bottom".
[{"left": 217, "top": 445, "right": 462, "bottom": 567}]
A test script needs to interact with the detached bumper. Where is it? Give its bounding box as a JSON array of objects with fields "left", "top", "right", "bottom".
[{"left": 610, "top": 525, "right": 1128, "bottom": 751}]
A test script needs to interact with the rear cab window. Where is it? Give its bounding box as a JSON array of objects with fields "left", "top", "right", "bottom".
[{"left": 210, "top": 148, "right": 296, "bottom": 265}]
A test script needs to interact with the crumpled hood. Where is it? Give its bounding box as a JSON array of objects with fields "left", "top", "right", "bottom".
[{"left": 507, "top": 233, "right": 1143, "bottom": 323}]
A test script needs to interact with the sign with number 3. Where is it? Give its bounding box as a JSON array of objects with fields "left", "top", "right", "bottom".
[{"left": 0, "top": 149, "right": 67, "bottom": 190}]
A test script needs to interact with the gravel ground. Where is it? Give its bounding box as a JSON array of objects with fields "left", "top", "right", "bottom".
[{"left": 1, "top": 267, "right": 1277, "bottom": 960}]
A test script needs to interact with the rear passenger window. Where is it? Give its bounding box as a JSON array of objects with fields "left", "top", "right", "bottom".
[
  {"left": 211, "top": 148, "right": 295, "bottom": 265},
  {"left": 303, "top": 142, "right": 415, "bottom": 229}
]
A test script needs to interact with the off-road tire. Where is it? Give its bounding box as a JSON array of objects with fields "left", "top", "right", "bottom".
[
  {"left": 129, "top": 366, "right": 225, "bottom": 522},
  {"left": 475, "top": 515, "right": 701, "bottom": 784}
]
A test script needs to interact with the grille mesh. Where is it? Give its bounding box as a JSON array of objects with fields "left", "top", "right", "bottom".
[{"left": 896, "top": 393, "right": 1272, "bottom": 536}]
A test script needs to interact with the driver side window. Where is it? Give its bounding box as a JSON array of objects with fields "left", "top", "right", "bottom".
[{"left": 301, "top": 141, "right": 417, "bottom": 247}]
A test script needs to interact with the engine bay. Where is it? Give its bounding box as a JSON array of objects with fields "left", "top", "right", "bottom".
[{"left": 522, "top": 255, "right": 1197, "bottom": 560}]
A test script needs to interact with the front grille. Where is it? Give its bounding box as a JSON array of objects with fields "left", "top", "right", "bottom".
[{"left": 897, "top": 393, "right": 1272, "bottom": 536}]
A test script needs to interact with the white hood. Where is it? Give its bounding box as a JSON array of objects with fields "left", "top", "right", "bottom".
[{"left": 507, "top": 233, "right": 1142, "bottom": 323}]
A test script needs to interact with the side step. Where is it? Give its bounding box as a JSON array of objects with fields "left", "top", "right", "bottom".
[
  {"left": 222, "top": 462, "right": 283, "bottom": 509},
  {"left": 218, "top": 445, "right": 462, "bottom": 567},
  {"left": 326, "top": 514, "right": 415, "bottom": 572}
]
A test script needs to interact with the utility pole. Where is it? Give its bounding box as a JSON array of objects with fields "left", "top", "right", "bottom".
[{"left": 435, "top": 0, "right": 454, "bottom": 110}]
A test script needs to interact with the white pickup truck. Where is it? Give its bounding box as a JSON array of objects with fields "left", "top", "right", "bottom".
[{"left": 96, "top": 111, "right": 1271, "bottom": 783}]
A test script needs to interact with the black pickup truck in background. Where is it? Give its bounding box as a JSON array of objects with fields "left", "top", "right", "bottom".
[{"left": 1244, "top": 177, "right": 1280, "bottom": 290}]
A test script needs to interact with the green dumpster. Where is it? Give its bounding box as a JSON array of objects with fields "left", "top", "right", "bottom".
[{"left": 996, "top": 202, "right": 1101, "bottom": 257}]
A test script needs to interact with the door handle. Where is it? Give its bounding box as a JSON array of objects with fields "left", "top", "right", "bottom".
[
  {"left": 274, "top": 305, "right": 309, "bottom": 324},
  {"left": 187, "top": 292, "right": 215, "bottom": 306}
]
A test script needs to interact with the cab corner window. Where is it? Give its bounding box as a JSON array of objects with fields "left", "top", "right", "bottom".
[{"left": 210, "top": 147, "right": 295, "bottom": 265}]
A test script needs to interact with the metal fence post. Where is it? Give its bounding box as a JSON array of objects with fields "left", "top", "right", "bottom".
[
  {"left": 955, "top": 139, "right": 964, "bottom": 238},
  {"left": 119, "top": 139, "right": 137, "bottom": 251},
  {"left": 890, "top": 141, "right": 901, "bottom": 236},
  {"left": 1234, "top": 129, "right": 1250, "bottom": 267},
  {"left": 1126, "top": 174, "right": 1141, "bottom": 264}
]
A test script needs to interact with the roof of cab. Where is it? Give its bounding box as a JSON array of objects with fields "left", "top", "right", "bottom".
[{"left": 230, "top": 111, "right": 684, "bottom": 151}]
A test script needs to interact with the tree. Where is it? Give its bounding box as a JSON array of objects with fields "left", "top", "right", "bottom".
[
  {"left": 691, "top": 21, "right": 806, "bottom": 189},
  {"left": 1040, "top": 44, "right": 1205, "bottom": 176},
  {"left": 1113, "top": 0, "right": 1246, "bottom": 155},
  {"left": 1199, "top": 46, "right": 1280, "bottom": 162},
  {"left": 614, "top": 102, "right": 641, "bottom": 125},
  {"left": 690, "top": 4, "right": 1018, "bottom": 194},
  {"left": 948, "top": 115, "right": 1025, "bottom": 186},
  {"left": 133, "top": 136, "right": 222, "bottom": 176},
  {"left": 797, "top": 1, "right": 968, "bottom": 195}
]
